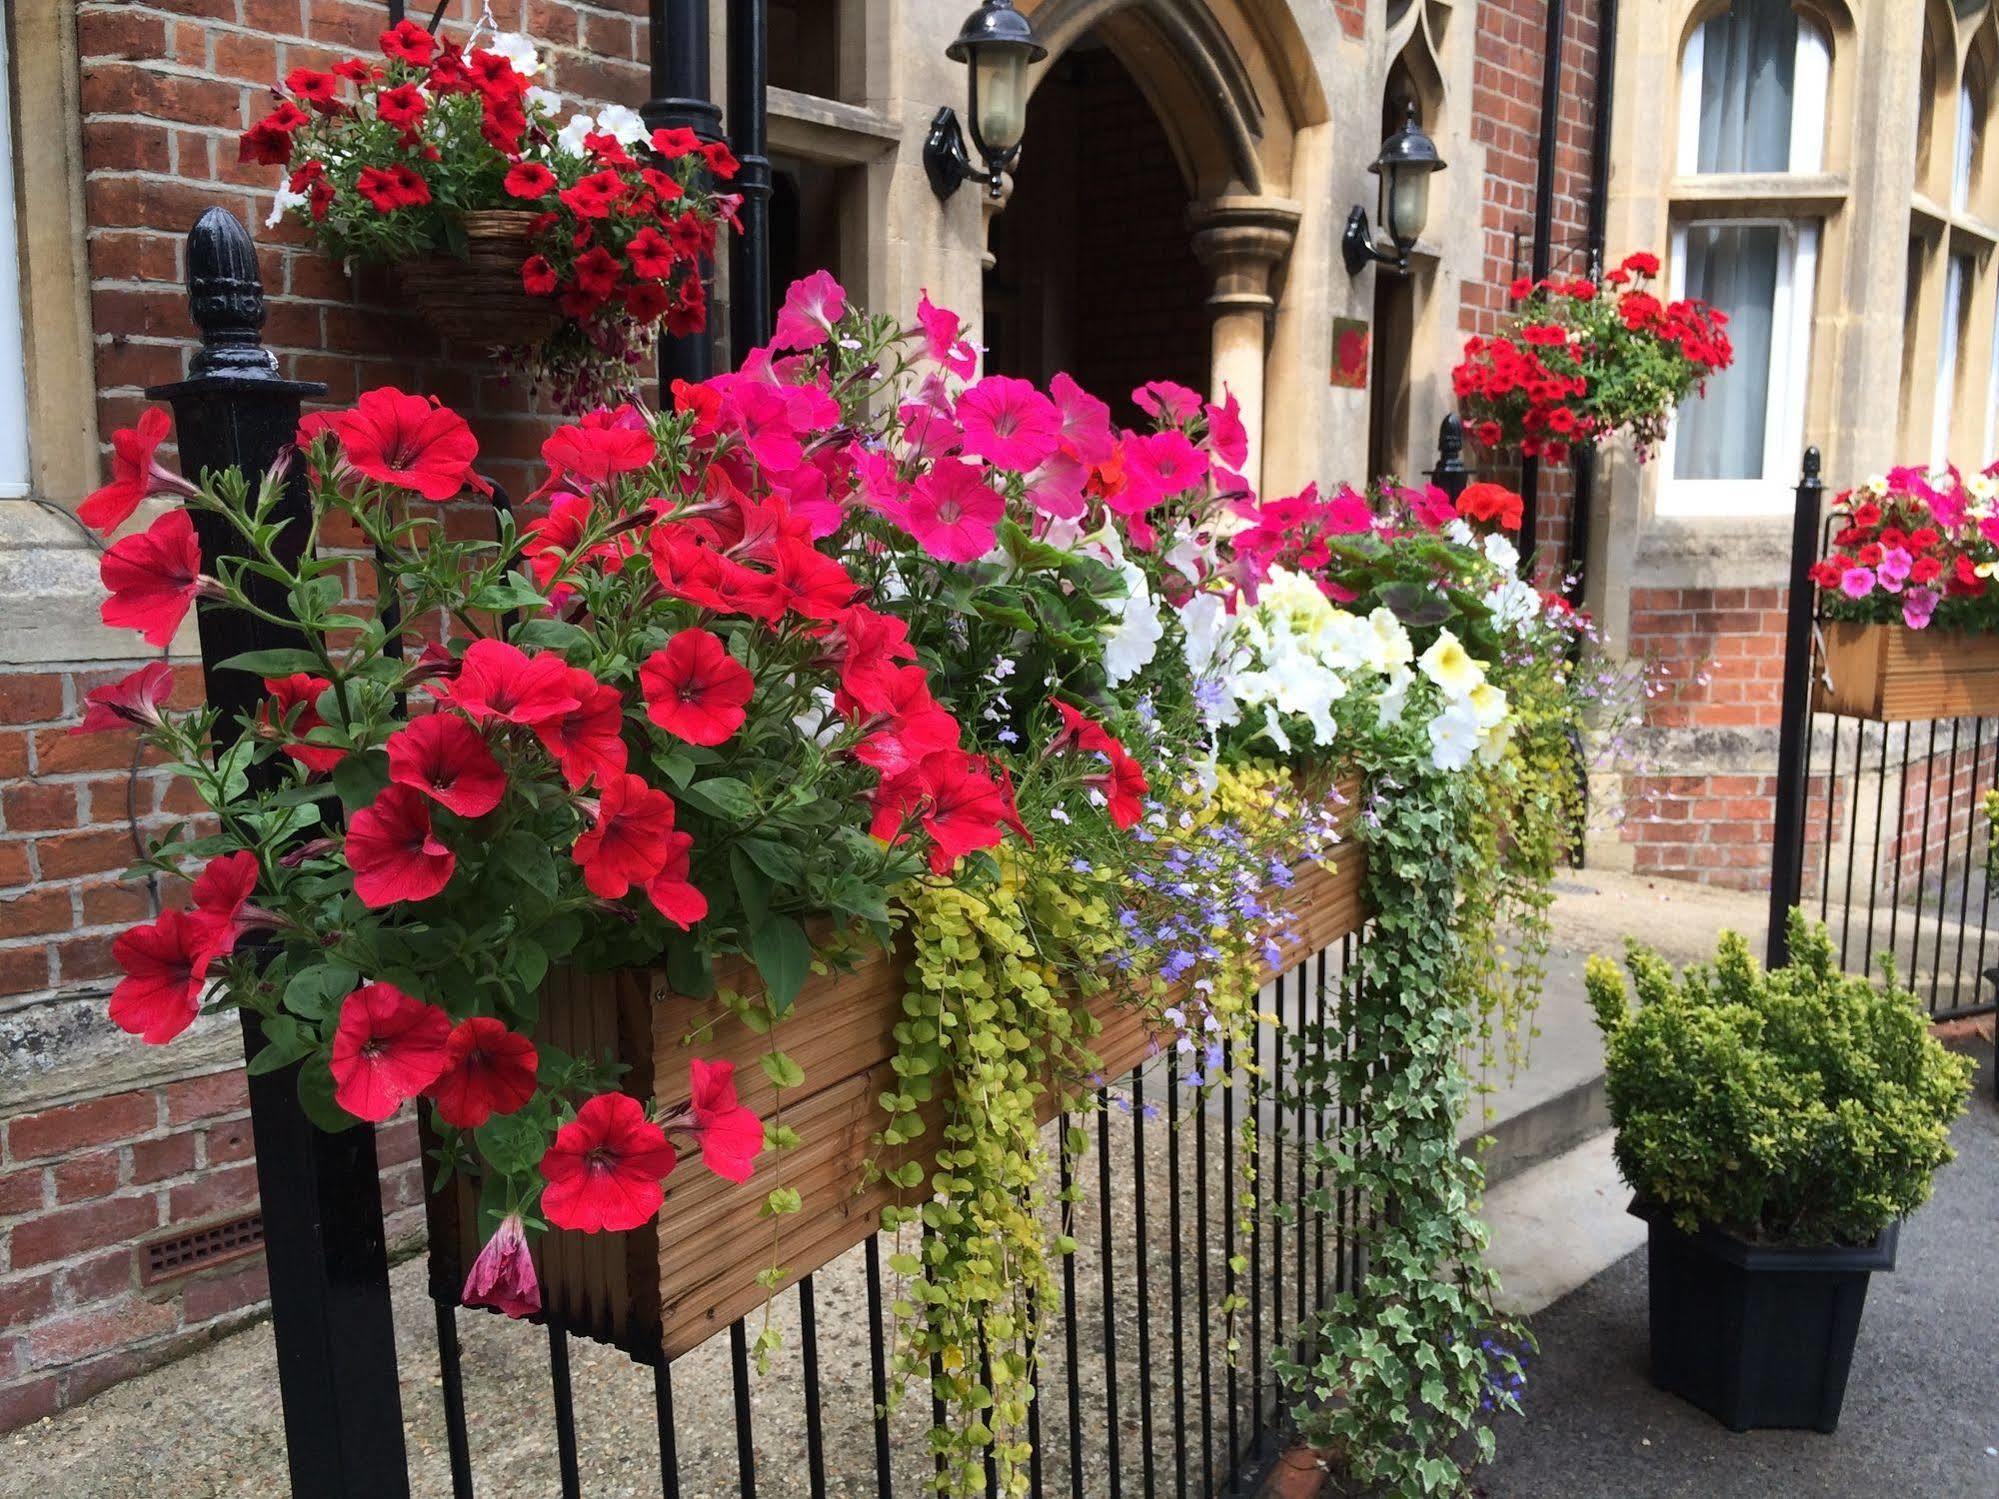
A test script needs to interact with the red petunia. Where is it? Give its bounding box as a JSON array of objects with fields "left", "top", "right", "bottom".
[
  {"left": 559, "top": 169, "right": 626, "bottom": 220},
  {"left": 699, "top": 139, "right": 739, "bottom": 179},
  {"left": 79, "top": 407, "right": 175, "bottom": 533},
  {"left": 387, "top": 712, "right": 505, "bottom": 818},
  {"left": 625, "top": 226, "right": 676, "bottom": 279},
  {"left": 190, "top": 850, "right": 260, "bottom": 952},
  {"left": 261, "top": 673, "right": 346, "bottom": 774},
  {"left": 768, "top": 537, "right": 858, "bottom": 620},
  {"left": 285, "top": 67, "right": 341, "bottom": 110},
  {"left": 329, "top": 982, "right": 452, "bottom": 1123},
  {"left": 539, "top": 1092, "right": 678, "bottom": 1233},
  {"left": 532, "top": 673, "right": 629, "bottom": 791},
  {"left": 346, "top": 783, "right": 456, "bottom": 907},
  {"left": 239, "top": 101, "right": 310, "bottom": 165},
  {"left": 440, "top": 639, "right": 584, "bottom": 728},
  {"left": 380, "top": 19, "right": 438, "bottom": 65},
  {"left": 644, "top": 829, "right": 707, "bottom": 929},
  {"left": 531, "top": 417, "right": 657, "bottom": 502},
  {"left": 572, "top": 772, "right": 679, "bottom": 899},
  {"left": 326, "top": 387, "right": 487, "bottom": 501},
  {"left": 652, "top": 126, "right": 699, "bottom": 158},
  {"left": 74, "top": 661, "right": 176, "bottom": 734},
  {"left": 520, "top": 259, "right": 559, "bottom": 304},
  {"left": 570, "top": 245, "right": 621, "bottom": 299},
  {"left": 1049, "top": 699, "right": 1115, "bottom": 756},
  {"left": 100, "top": 507, "right": 204, "bottom": 648},
  {"left": 426, "top": 1016, "right": 539, "bottom": 1129},
  {"left": 108, "top": 910, "right": 226, "bottom": 1045},
  {"left": 503, "top": 161, "right": 556, "bottom": 199},
  {"left": 375, "top": 82, "right": 427, "bottom": 131},
  {"left": 641, "top": 630, "right": 753, "bottom": 746},
  {"left": 1096, "top": 744, "right": 1150, "bottom": 831},
  {"left": 686, "top": 1058, "right": 764, "bottom": 1183},
  {"left": 356, "top": 164, "right": 431, "bottom": 212},
  {"left": 461, "top": 1212, "right": 540, "bottom": 1319}
]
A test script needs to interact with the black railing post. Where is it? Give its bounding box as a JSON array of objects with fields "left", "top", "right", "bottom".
[
  {"left": 1766, "top": 446, "right": 1825, "bottom": 969},
  {"left": 726, "top": 0, "right": 772, "bottom": 360},
  {"left": 1428, "top": 412, "right": 1470, "bottom": 499},
  {"left": 647, "top": 0, "right": 724, "bottom": 386},
  {"left": 147, "top": 208, "right": 410, "bottom": 1499}
]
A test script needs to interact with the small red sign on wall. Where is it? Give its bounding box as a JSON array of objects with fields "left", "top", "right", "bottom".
[{"left": 1331, "top": 318, "right": 1370, "bottom": 388}]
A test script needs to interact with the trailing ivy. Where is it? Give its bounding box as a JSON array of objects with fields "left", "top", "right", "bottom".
[{"left": 1276, "top": 755, "right": 1529, "bottom": 1495}]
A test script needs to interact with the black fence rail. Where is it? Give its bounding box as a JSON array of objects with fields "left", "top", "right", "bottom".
[
  {"left": 1769, "top": 451, "right": 1999, "bottom": 1024},
  {"left": 160, "top": 204, "right": 1369, "bottom": 1495}
]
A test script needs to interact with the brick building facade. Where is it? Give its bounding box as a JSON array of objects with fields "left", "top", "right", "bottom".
[{"left": 2, "top": 0, "right": 1957, "bottom": 1431}]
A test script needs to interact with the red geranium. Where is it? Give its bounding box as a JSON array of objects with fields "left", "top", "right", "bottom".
[
  {"left": 346, "top": 783, "right": 457, "bottom": 907},
  {"left": 685, "top": 1058, "right": 764, "bottom": 1183},
  {"left": 1457, "top": 482, "right": 1525, "bottom": 531},
  {"left": 100, "top": 508, "right": 205, "bottom": 648},
  {"left": 109, "top": 910, "right": 227, "bottom": 1045},
  {"left": 571, "top": 772, "right": 680, "bottom": 899},
  {"left": 387, "top": 712, "right": 506, "bottom": 818},
  {"left": 427, "top": 1016, "right": 539, "bottom": 1129},
  {"left": 329, "top": 982, "right": 452, "bottom": 1123},
  {"left": 641, "top": 630, "right": 754, "bottom": 746},
  {"left": 539, "top": 1092, "right": 678, "bottom": 1233},
  {"left": 323, "top": 387, "right": 487, "bottom": 501},
  {"left": 79, "top": 407, "right": 175, "bottom": 533}
]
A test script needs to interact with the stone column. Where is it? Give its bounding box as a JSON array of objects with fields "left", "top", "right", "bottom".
[{"left": 1189, "top": 194, "right": 1301, "bottom": 494}]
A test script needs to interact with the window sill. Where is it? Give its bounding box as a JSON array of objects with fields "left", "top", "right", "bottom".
[
  {"left": 1669, "top": 173, "right": 1847, "bottom": 216},
  {"left": 768, "top": 88, "right": 901, "bottom": 166}
]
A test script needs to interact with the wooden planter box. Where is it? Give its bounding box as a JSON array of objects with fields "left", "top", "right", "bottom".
[
  {"left": 426, "top": 848, "right": 1366, "bottom": 1363},
  {"left": 1815, "top": 620, "right": 1999, "bottom": 722}
]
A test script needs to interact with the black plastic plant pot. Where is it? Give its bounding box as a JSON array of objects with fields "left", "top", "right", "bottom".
[{"left": 1630, "top": 1199, "right": 1899, "bottom": 1433}]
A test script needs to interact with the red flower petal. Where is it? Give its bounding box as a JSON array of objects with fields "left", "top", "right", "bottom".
[
  {"left": 346, "top": 783, "right": 456, "bottom": 907},
  {"left": 427, "top": 1016, "right": 538, "bottom": 1130},
  {"left": 539, "top": 1093, "right": 677, "bottom": 1233},
  {"left": 640, "top": 630, "right": 753, "bottom": 747},
  {"left": 329, "top": 982, "right": 452, "bottom": 1123},
  {"left": 387, "top": 713, "right": 506, "bottom": 818}
]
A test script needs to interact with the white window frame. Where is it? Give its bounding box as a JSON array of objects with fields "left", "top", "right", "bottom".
[
  {"left": 0, "top": 20, "right": 30, "bottom": 500},
  {"left": 1657, "top": 217, "right": 1820, "bottom": 517},
  {"left": 1954, "top": 79, "right": 1978, "bottom": 211},
  {"left": 1935, "top": 251, "right": 1972, "bottom": 467}
]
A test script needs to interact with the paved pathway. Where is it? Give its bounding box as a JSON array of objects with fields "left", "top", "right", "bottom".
[{"left": 1476, "top": 1072, "right": 1999, "bottom": 1499}]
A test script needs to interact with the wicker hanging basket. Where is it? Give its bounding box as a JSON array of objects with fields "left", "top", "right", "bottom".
[{"left": 394, "top": 209, "right": 564, "bottom": 348}]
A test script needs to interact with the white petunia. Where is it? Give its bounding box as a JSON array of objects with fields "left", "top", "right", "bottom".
[
  {"left": 525, "top": 85, "right": 563, "bottom": 118},
  {"left": 595, "top": 104, "right": 649, "bottom": 146},
  {"left": 556, "top": 114, "right": 596, "bottom": 156},
  {"left": 1482, "top": 531, "right": 1521, "bottom": 574},
  {"left": 1489, "top": 576, "right": 1541, "bottom": 632},
  {"left": 1425, "top": 699, "right": 1483, "bottom": 771},
  {"left": 266, "top": 172, "right": 307, "bottom": 228},
  {"left": 1467, "top": 681, "right": 1510, "bottom": 728},
  {"left": 1364, "top": 607, "right": 1414, "bottom": 673},
  {"left": 1417, "top": 628, "right": 1485, "bottom": 699},
  {"left": 1374, "top": 664, "right": 1414, "bottom": 726},
  {"left": 1102, "top": 559, "right": 1164, "bottom": 685},
  {"left": 1444, "top": 518, "right": 1477, "bottom": 547},
  {"left": 488, "top": 33, "right": 544, "bottom": 78}
]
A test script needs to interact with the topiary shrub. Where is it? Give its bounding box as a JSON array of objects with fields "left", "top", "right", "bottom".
[{"left": 1586, "top": 910, "right": 1974, "bottom": 1246}]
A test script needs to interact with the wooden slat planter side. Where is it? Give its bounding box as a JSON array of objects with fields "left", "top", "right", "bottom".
[
  {"left": 1816, "top": 621, "right": 1999, "bottom": 721},
  {"left": 428, "top": 842, "right": 1368, "bottom": 1362}
]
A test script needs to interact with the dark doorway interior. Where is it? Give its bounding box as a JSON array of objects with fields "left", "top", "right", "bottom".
[{"left": 984, "top": 35, "right": 1210, "bottom": 428}]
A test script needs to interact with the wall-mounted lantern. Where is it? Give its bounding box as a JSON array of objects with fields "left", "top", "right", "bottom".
[
  {"left": 1342, "top": 103, "right": 1446, "bottom": 275},
  {"left": 923, "top": 0, "right": 1048, "bottom": 200}
]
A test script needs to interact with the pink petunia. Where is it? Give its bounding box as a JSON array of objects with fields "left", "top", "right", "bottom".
[
  {"left": 1132, "top": 380, "right": 1203, "bottom": 426},
  {"left": 900, "top": 458, "right": 1003, "bottom": 562},
  {"left": 955, "top": 376, "right": 1061, "bottom": 472},
  {"left": 1204, "top": 388, "right": 1249, "bottom": 472},
  {"left": 1839, "top": 565, "right": 1876, "bottom": 600},
  {"left": 771, "top": 269, "right": 846, "bottom": 351},
  {"left": 1049, "top": 373, "right": 1115, "bottom": 466},
  {"left": 915, "top": 291, "right": 977, "bottom": 378},
  {"left": 1903, "top": 586, "right": 1940, "bottom": 629}
]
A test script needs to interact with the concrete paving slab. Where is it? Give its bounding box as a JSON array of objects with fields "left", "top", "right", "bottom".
[{"left": 1482, "top": 1131, "right": 1647, "bottom": 1318}]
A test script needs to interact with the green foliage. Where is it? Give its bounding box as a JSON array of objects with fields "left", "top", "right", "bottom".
[{"left": 1587, "top": 911, "right": 1974, "bottom": 1245}]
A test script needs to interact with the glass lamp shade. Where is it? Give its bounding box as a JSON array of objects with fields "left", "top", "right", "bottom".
[
  {"left": 1381, "top": 163, "right": 1432, "bottom": 250},
  {"left": 971, "top": 46, "right": 1032, "bottom": 156}
]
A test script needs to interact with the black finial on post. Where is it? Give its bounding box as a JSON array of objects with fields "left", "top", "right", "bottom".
[
  {"left": 1803, "top": 444, "right": 1822, "bottom": 481},
  {"left": 185, "top": 207, "right": 280, "bottom": 377},
  {"left": 148, "top": 210, "right": 409, "bottom": 1499},
  {"left": 1429, "top": 412, "right": 1470, "bottom": 499}
]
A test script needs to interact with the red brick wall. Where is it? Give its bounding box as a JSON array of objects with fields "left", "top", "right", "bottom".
[
  {"left": 1462, "top": 0, "right": 1604, "bottom": 579},
  {"left": 0, "top": 0, "right": 650, "bottom": 1432}
]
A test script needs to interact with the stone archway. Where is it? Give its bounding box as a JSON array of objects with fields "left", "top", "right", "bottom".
[{"left": 983, "top": 0, "right": 1329, "bottom": 491}]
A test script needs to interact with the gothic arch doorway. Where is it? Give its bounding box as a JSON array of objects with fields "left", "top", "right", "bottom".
[{"left": 983, "top": 35, "right": 1211, "bottom": 427}]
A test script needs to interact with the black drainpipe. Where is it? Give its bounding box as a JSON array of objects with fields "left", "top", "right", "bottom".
[
  {"left": 1515, "top": 0, "right": 1568, "bottom": 570},
  {"left": 1566, "top": 0, "right": 1618, "bottom": 609}
]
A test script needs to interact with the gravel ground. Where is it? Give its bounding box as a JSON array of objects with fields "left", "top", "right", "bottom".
[
  {"left": 1474, "top": 1068, "right": 1999, "bottom": 1499},
  {"left": 2, "top": 1052, "right": 1340, "bottom": 1498}
]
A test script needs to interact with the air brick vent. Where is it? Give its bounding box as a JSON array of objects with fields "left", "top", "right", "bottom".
[{"left": 141, "top": 1212, "right": 265, "bottom": 1284}]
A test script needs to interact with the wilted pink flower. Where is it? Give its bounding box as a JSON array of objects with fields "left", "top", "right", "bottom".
[
  {"left": 1903, "top": 586, "right": 1940, "bottom": 630},
  {"left": 462, "top": 1213, "right": 541, "bottom": 1319},
  {"left": 915, "top": 291, "right": 977, "bottom": 378}
]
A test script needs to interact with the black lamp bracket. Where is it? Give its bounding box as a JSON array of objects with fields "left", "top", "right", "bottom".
[
  {"left": 925, "top": 105, "right": 1013, "bottom": 200},
  {"left": 1343, "top": 206, "right": 1408, "bottom": 275}
]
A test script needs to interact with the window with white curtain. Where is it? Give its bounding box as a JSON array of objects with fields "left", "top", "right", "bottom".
[
  {"left": 1934, "top": 252, "right": 1973, "bottom": 466},
  {"left": 0, "top": 22, "right": 30, "bottom": 500},
  {"left": 1954, "top": 77, "right": 1983, "bottom": 212},
  {"left": 1661, "top": 1, "right": 1831, "bottom": 516}
]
